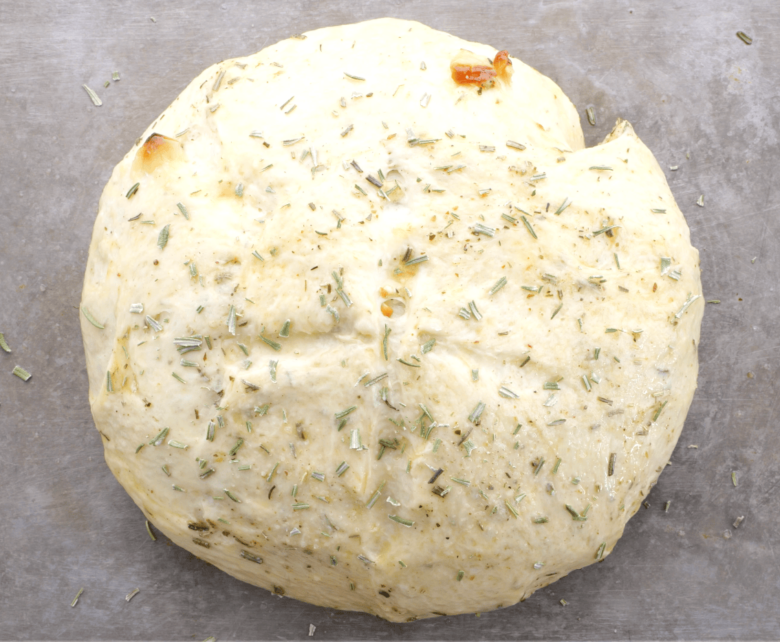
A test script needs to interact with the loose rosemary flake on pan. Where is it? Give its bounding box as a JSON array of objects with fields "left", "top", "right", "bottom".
[
  {"left": 145, "top": 520, "right": 157, "bottom": 541},
  {"left": 731, "top": 471, "right": 738, "bottom": 487},
  {"left": 12, "top": 366, "right": 31, "bottom": 381},
  {"left": 125, "top": 588, "right": 140, "bottom": 602},
  {"left": 736, "top": 31, "right": 753, "bottom": 45},
  {"left": 83, "top": 84, "right": 102, "bottom": 106},
  {"left": 0, "top": 333, "right": 10, "bottom": 353},
  {"left": 82, "top": 307, "right": 105, "bottom": 329},
  {"left": 71, "top": 587, "right": 85, "bottom": 607},
  {"left": 586, "top": 107, "right": 596, "bottom": 126}
]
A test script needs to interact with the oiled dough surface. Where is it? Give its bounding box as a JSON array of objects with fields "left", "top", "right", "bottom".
[{"left": 81, "top": 18, "right": 703, "bottom": 622}]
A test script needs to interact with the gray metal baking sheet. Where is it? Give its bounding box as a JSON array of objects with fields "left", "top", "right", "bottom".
[{"left": 1, "top": 0, "right": 778, "bottom": 639}]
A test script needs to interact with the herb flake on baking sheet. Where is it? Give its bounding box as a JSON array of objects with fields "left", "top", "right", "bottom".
[
  {"left": 157, "top": 224, "right": 170, "bottom": 250},
  {"left": 0, "top": 333, "right": 10, "bottom": 353},
  {"left": 83, "top": 84, "right": 102, "bottom": 106},
  {"left": 82, "top": 307, "right": 105, "bottom": 329},
  {"left": 555, "top": 197, "right": 572, "bottom": 215},
  {"left": 586, "top": 107, "right": 596, "bottom": 126},
  {"left": 732, "top": 471, "right": 738, "bottom": 487},
  {"left": 736, "top": 31, "right": 753, "bottom": 45},
  {"left": 12, "top": 365, "right": 31, "bottom": 381}
]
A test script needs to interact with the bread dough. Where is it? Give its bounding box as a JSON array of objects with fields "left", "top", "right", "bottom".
[{"left": 80, "top": 18, "right": 703, "bottom": 621}]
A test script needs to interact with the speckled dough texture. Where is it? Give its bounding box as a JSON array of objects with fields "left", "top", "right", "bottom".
[{"left": 80, "top": 18, "right": 703, "bottom": 622}]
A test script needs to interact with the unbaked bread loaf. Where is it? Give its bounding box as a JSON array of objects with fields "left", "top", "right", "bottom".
[{"left": 81, "top": 18, "right": 703, "bottom": 621}]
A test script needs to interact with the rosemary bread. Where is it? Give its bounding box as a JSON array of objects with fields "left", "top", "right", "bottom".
[{"left": 81, "top": 18, "right": 703, "bottom": 622}]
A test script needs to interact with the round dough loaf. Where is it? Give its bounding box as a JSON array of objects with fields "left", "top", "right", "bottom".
[{"left": 81, "top": 18, "right": 703, "bottom": 621}]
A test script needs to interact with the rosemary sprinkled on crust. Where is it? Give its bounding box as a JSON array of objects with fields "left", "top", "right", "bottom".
[
  {"left": 596, "top": 542, "right": 607, "bottom": 560},
  {"left": 126, "top": 183, "right": 140, "bottom": 199},
  {"left": 554, "top": 197, "right": 572, "bottom": 215},
  {"left": 506, "top": 140, "right": 526, "bottom": 150},
  {"left": 240, "top": 550, "right": 264, "bottom": 564},
  {"left": 389, "top": 514, "right": 415, "bottom": 527},
  {"left": 225, "top": 489, "right": 241, "bottom": 503},
  {"left": 260, "top": 335, "right": 281, "bottom": 351},
  {"left": 82, "top": 307, "right": 105, "bottom": 329},
  {"left": 364, "top": 373, "right": 388, "bottom": 387},
  {"left": 608, "top": 453, "right": 617, "bottom": 476},
  {"left": 489, "top": 277, "right": 507, "bottom": 295},
  {"left": 157, "top": 224, "right": 170, "bottom": 250},
  {"left": 468, "top": 401, "right": 485, "bottom": 425},
  {"left": 521, "top": 215, "right": 537, "bottom": 239}
]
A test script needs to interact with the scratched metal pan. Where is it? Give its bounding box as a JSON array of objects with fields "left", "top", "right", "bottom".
[{"left": 0, "top": 1, "right": 777, "bottom": 639}]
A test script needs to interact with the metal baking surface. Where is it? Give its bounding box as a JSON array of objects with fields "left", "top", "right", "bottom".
[{"left": 1, "top": 1, "right": 777, "bottom": 639}]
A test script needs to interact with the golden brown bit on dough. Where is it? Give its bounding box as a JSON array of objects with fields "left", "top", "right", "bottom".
[
  {"left": 381, "top": 302, "right": 393, "bottom": 318},
  {"left": 133, "top": 133, "right": 182, "bottom": 173},
  {"left": 450, "top": 50, "right": 513, "bottom": 87}
]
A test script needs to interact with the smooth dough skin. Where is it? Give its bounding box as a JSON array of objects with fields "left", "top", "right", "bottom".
[{"left": 81, "top": 18, "right": 703, "bottom": 622}]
